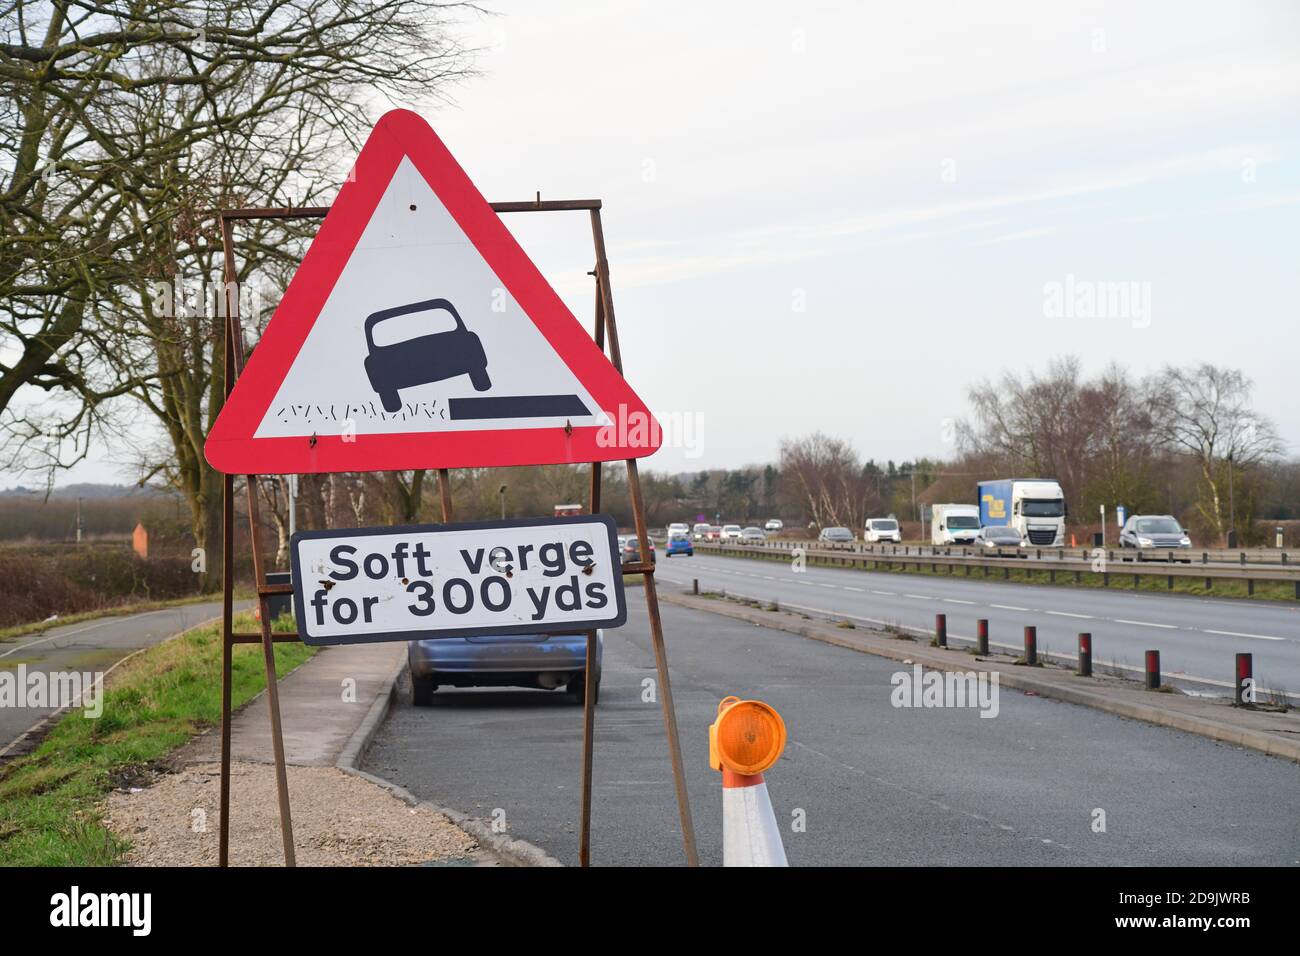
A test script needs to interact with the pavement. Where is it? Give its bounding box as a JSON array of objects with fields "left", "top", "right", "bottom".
[
  {"left": 175, "top": 640, "right": 406, "bottom": 767},
  {"left": 361, "top": 588, "right": 1300, "bottom": 866},
  {"left": 0, "top": 600, "right": 251, "bottom": 756},
  {"left": 653, "top": 551, "right": 1300, "bottom": 699}
]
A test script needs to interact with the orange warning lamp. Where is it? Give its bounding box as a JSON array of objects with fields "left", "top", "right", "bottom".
[{"left": 709, "top": 696, "right": 787, "bottom": 775}]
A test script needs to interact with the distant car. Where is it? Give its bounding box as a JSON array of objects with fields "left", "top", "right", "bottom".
[
  {"left": 974, "top": 525, "right": 1027, "bottom": 553},
  {"left": 1120, "top": 515, "right": 1192, "bottom": 549},
  {"left": 740, "top": 527, "right": 766, "bottom": 542},
  {"left": 692, "top": 522, "right": 711, "bottom": 540},
  {"left": 818, "top": 527, "right": 855, "bottom": 544},
  {"left": 705, "top": 526, "right": 723, "bottom": 541},
  {"left": 665, "top": 533, "right": 694, "bottom": 557},
  {"left": 721, "top": 524, "right": 743, "bottom": 541},
  {"left": 618, "top": 534, "right": 656, "bottom": 566},
  {"left": 667, "top": 522, "right": 690, "bottom": 539},
  {"left": 408, "top": 630, "right": 602, "bottom": 706},
  {"left": 764, "top": 518, "right": 783, "bottom": 532},
  {"left": 864, "top": 518, "right": 901, "bottom": 543},
  {"left": 364, "top": 298, "right": 490, "bottom": 413}
]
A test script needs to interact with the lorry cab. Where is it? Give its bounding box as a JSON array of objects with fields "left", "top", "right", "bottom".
[
  {"left": 931, "top": 504, "right": 981, "bottom": 545},
  {"left": 979, "top": 478, "right": 1066, "bottom": 547}
]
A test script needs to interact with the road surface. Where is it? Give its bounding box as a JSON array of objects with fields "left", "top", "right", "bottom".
[
  {"left": 362, "top": 590, "right": 1300, "bottom": 866},
  {"left": 655, "top": 552, "right": 1300, "bottom": 699},
  {"left": 0, "top": 600, "right": 248, "bottom": 752}
]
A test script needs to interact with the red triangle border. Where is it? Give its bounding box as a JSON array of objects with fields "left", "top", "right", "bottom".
[{"left": 204, "top": 109, "right": 660, "bottom": 475}]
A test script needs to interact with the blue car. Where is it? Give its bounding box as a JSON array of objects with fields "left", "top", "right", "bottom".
[
  {"left": 408, "top": 630, "right": 602, "bottom": 706},
  {"left": 664, "top": 534, "right": 694, "bottom": 557}
]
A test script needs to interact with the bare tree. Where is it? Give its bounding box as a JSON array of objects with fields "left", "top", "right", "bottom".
[
  {"left": 257, "top": 474, "right": 292, "bottom": 567},
  {"left": 1078, "top": 363, "right": 1165, "bottom": 515},
  {"left": 778, "top": 433, "right": 875, "bottom": 530},
  {"left": 1, "top": 0, "right": 478, "bottom": 583},
  {"left": 1148, "top": 364, "right": 1281, "bottom": 542},
  {"left": 958, "top": 356, "right": 1187, "bottom": 524},
  {"left": 392, "top": 471, "right": 427, "bottom": 523},
  {"left": 1, "top": 2, "right": 477, "bottom": 448},
  {"left": 961, "top": 356, "right": 1097, "bottom": 511}
]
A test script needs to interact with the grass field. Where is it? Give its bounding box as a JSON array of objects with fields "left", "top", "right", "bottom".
[{"left": 0, "top": 612, "right": 313, "bottom": 866}]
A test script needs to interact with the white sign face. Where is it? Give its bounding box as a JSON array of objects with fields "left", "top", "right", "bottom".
[
  {"left": 290, "top": 516, "right": 626, "bottom": 646},
  {"left": 255, "top": 157, "right": 606, "bottom": 440}
]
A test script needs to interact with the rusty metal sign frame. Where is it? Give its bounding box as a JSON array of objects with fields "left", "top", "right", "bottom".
[{"left": 216, "top": 198, "right": 698, "bottom": 867}]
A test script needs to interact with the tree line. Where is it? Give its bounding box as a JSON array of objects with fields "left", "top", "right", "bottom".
[
  {"left": 4, "top": 351, "right": 1295, "bottom": 566},
  {"left": 956, "top": 357, "right": 1285, "bottom": 543},
  {"left": 773, "top": 358, "right": 1292, "bottom": 545}
]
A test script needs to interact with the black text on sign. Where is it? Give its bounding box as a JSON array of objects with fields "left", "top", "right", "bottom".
[{"left": 289, "top": 516, "right": 626, "bottom": 646}]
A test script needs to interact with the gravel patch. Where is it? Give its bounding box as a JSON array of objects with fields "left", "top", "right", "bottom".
[{"left": 104, "top": 761, "right": 482, "bottom": 866}]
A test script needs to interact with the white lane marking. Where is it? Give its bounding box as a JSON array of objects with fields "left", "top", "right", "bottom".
[
  {"left": 903, "top": 594, "right": 932, "bottom": 600},
  {"left": 817, "top": 584, "right": 837, "bottom": 589},
  {"left": 662, "top": 565, "right": 1300, "bottom": 701},
  {"left": 1205, "top": 629, "right": 1284, "bottom": 641},
  {"left": 0, "top": 608, "right": 174, "bottom": 659},
  {"left": 694, "top": 553, "right": 1290, "bottom": 638}
]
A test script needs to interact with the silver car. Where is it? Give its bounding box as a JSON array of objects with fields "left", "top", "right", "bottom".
[
  {"left": 1120, "top": 515, "right": 1192, "bottom": 549},
  {"left": 407, "top": 630, "right": 603, "bottom": 706}
]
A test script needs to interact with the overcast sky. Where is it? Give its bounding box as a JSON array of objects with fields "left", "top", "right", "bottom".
[{"left": 10, "top": 0, "right": 1299, "bottom": 485}]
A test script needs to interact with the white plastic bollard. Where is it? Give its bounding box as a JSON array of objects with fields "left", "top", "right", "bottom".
[{"left": 710, "top": 696, "right": 788, "bottom": 867}]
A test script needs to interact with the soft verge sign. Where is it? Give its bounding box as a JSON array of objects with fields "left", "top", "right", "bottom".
[{"left": 289, "top": 516, "right": 626, "bottom": 645}]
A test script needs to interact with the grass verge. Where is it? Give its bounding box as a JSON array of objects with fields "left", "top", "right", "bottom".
[{"left": 0, "top": 612, "right": 313, "bottom": 866}]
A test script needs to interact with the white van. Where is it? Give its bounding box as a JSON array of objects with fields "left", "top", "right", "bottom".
[
  {"left": 864, "top": 518, "right": 901, "bottom": 543},
  {"left": 931, "top": 504, "right": 981, "bottom": 545}
]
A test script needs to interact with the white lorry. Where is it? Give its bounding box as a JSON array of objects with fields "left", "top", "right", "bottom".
[
  {"left": 931, "top": 503, "right": 981, "bottom": 546},
  {"left": 977, "top": 478, "right": 1067, "bottom": 547}
]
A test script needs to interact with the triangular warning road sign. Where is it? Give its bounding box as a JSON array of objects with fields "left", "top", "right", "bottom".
[{"left": 204, "top": 109, "right": 660, "bottom": 475}]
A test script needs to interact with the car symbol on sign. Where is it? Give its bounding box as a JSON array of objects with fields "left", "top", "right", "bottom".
[{"left": 363, "top": 298, "right": 491, "bottom": 413}]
